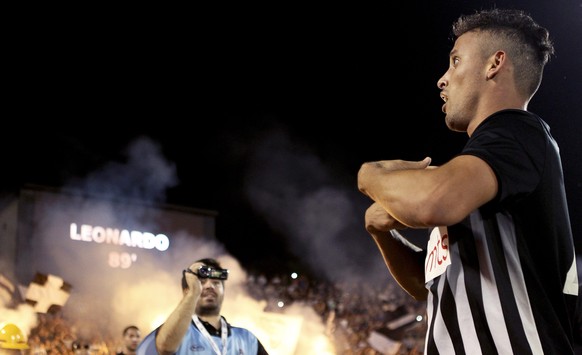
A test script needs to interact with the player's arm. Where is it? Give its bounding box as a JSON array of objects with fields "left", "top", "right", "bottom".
[
  {"left": 358, "top": 155, "right": 497, "bottom": 228},
  {"left": 365, "top": 202, "right": 428, "bottom": 300}
]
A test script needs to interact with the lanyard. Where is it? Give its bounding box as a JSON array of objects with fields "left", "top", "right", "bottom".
[{"left": 193, "top": 316, "right": 228, "bottom": 355}]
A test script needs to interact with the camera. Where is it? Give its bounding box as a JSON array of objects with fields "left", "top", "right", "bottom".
[{"left": 184, "top": 265, "right": 229, "bottom": 280}]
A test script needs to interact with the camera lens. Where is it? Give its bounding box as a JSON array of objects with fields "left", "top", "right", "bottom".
[{"left": 198, "top": 266, "right": 210, "bottom": 278}]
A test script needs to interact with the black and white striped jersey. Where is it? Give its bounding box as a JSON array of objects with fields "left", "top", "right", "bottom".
[{"left": 423, "top": 110, "right": 578, "bottom": 355}]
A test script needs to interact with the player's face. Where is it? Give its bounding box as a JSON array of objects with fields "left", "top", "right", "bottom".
[{"left": 437, "top": 31, "right": 488, "bottom": 133}]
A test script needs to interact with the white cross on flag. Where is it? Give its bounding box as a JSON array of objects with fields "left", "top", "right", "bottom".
[{"left": 24, "top": 273, "right": 71, "bottom": 313}]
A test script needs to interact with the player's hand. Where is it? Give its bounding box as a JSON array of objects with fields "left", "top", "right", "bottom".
[
  {"left": 368, "top": 157, "right": 432, "bottom": 172},
  {"left": 358, "top": 157, "right": 432, "bottom": 196},
  {"left": 365, "top": 202, "right": 407, "bottom": 233}
]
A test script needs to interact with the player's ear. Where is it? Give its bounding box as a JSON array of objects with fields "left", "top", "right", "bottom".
[{"left": 486, "top": 50, "right": 506, "bottom": 80}]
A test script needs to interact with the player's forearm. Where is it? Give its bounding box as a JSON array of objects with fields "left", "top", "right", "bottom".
[
  {"left": 359, "top": 166, "right": 435, "bottom": 228},
  {"left": 371, "top": 229, "right": 428, "bottom": 300}
]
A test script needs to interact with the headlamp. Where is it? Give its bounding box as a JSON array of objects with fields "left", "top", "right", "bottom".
[{"left": 184, "top": 265, "right": 229, "bottom": 280}]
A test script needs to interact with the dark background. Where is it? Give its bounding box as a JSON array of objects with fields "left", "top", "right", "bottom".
[{"left": 4, "top": 1, "right": 581, "bottom": 278}]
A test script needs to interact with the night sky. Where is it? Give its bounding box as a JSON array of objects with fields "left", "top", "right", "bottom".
[{"left": 5, "top": 1, "right": 581, "bottom": 278}]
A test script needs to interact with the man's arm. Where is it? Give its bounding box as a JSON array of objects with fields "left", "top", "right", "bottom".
[
  {"left": 358, "top": 155, "right": 497, "bottom": 299},
  {"left": 155, "top": 272, "right": 201, "bottom": 355},
  {"left": 365, "top": 202, "right": 428, "bottom": 300},
  {"left": 358, "top": 155, "right": 497, "bottom": 228}
]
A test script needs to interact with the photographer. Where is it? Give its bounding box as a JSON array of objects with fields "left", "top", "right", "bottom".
[{"left": 137, "top": 258, "right": 269, "bottom": 355}]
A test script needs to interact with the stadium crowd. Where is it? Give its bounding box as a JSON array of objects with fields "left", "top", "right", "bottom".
[{"left": 21, "top": 272, "right": 426, "bottom": 354}]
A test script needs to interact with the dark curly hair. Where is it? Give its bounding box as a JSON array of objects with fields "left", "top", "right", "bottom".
[{"left": 452, "top": 8, "right": 554, "bottom": 98}]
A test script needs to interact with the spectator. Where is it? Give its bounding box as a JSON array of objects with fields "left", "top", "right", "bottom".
[
  {"left": 137, "top": 258, "right": 269, "bottom": 355},
  {"left": 116, "top": 325, "right": 141, "bottom": 355}
]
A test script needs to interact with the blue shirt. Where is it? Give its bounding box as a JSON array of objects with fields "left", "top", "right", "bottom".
[{"left": 137, "top": 317, "right": 264, "bottom": 355}]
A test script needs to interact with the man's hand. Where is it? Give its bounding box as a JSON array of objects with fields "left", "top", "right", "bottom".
[
  {"left": 184, "top": 266, "right": 203, "bottom": 298},
  {"left": 365, "top": 202, "right": 407, "bottom": 233},
  {"left": 358, "top": 157, "right": 432, "bottom": 197}
]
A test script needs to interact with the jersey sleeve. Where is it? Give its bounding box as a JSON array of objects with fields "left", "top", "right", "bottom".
[{"left": 459, "top": 110, "right": 548, "bottom": 207}]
